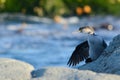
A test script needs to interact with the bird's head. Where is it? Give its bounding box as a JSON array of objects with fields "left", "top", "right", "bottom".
[{"left": 79, "top": 26, "right": 95, "bottom": 35}]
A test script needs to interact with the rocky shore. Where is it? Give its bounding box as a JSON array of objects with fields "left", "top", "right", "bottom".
[
  {"left": 0, "top": 58, "right": 34, "bottom": 80},
  {"left": 0, "top": 34, "right": 120, "bottom": 80}
]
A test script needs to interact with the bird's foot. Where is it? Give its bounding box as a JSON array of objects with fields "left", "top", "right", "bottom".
[{"left": 85, "top": 58, "right": 92, "bottom": 63}]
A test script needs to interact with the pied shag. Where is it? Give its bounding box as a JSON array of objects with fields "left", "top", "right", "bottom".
[{"left": 67, "top": 26, "right": 107, "bottom": 66}]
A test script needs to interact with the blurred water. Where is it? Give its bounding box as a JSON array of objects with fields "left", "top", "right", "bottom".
[{"left": 0, "top": 15, "right": 120, "bottom": 69}]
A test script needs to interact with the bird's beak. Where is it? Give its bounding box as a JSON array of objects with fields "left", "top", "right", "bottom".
[{"left": 72, "top": 30, "right": 80, "bottom": 34}]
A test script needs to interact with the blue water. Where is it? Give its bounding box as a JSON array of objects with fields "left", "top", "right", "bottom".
[{"left": 0, "top": 16, "right": 120, "bottom": 69}]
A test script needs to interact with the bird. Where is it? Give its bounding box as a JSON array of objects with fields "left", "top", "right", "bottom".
[{"left": 67, "top": 26, "right": 107, "bottom": 66}]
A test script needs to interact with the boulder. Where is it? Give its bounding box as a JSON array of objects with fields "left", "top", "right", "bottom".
[
  {"left": 79, "top": 34, "right": 120, "bottom": 75},
  {"left": 31, "top": 67, "right": 120, "bottom": 80},
  {"left": 0, "top": 58, "right": 34, "bottom": 80}
]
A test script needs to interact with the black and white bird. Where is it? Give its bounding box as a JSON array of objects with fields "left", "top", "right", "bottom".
[{"left": 67, "top": 26, "right": 107, "bottom": 66}]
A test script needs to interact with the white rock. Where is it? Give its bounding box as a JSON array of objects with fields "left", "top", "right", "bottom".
[
  {"left": 31, "top": 67, "right": 120, "bottom": 80},
  {"left": 0, "top": 58, "right": 34, "bottom": 80}
]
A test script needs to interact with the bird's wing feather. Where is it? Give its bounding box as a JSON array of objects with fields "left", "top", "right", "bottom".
[{"left": 67, "top": 41, "right": 89, "bottom": 66}]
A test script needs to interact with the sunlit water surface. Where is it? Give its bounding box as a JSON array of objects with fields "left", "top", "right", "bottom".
[{"left": 0, "top": 16, "right": 120, "bottom": 69}]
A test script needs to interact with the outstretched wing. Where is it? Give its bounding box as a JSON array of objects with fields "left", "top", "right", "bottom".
[{"left": 67, "top": 41, "right": 89, "bottom": 66}]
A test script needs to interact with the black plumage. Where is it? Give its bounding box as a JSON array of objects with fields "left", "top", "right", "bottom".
[{"left": 67, "top": 41, "right": 89, "bottom": 66}]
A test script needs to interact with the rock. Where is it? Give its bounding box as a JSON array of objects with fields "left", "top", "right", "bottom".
[
  {"left": 0, "top": 58, "right": 34, "bottom": 80},
  {"left": 31, "top": 67, "right": 120, "bottom": 80},
  {"left": 30, "top": 34, "right": 120, "bottom": 80},
  {"left": 79, "top": 34, "right": 120, "bottom": 74}
]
